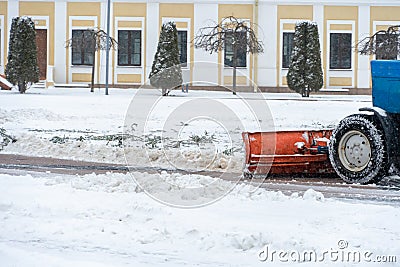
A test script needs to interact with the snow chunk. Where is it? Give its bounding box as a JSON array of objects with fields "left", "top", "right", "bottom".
[{"left": 302, "top": 188, "right": 325, "bottom": 202}]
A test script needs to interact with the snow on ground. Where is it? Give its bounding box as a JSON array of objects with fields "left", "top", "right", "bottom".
[
  {"left": 0, "top": 87, "right": 399, "bottom": 266},
  {"left": 0, "top": 87, "right": 372, "bottom": 173},
  {"left": 0, "top": 171, "right": 399, "bottom": 266}
]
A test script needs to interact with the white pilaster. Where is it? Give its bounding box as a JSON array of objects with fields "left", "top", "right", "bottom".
[
  {"left": 358, "top": 5, "right": 371, "bottom": 89},
  {"left": 145, "top": 2, "right": 159, "bottom": 83},
  {"left": 257, "top": 3, "right": 277, "bottom": 87},
  {"left": 54, "top": 0, "right": 67, "bottom": 84},
  {"left": 193, "top": 3, "right": 219, "bottom": 86},
  {"left": 313, "top": 4, "right": 324, "bottom": 75},
  {"left": 0, "top": 15, "right": 4, "bottom": 73},
  {"left": 7, "top": 0, "right": 19, "bottom": 43},
  {"left": 99, "top": 0, "right": 113, "bottom": 84}
]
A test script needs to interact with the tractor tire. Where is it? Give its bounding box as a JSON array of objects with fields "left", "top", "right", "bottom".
[{"left": 329, "top": 114, "right": 388, "bottom": 184}]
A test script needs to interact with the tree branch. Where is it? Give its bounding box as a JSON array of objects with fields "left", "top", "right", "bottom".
[
  {"left": 193, "top": 15, "right": 263, "bottom": 55},
  {"left": 356, "top": 25, "right": 400, "bottom": 59}
]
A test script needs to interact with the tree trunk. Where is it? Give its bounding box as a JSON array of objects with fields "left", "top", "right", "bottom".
[
  {"left": 91, "top": 49, "right": 96, "bottom": 93},
  {"left": 302, "top": 85, "right": 309, "bottom": 97},
  {"left": 18, "top": 81, "right": 26, "bottom": 94}
]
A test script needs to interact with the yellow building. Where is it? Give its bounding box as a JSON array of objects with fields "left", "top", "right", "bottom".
[{"left": 0, "top": 0, "right": 399, "bottom": 91}]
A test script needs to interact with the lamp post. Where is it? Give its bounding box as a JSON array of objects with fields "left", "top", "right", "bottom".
[{"left": 105, "top": 0, "right": 111, "bottom": 95}]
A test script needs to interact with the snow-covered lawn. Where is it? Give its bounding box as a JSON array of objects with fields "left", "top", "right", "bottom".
[
  {"left": 0, "top": 87, "right": 372, "bottom": 173},
  {"left": 1, "top": 87, "right": 399, "bottom": 266}
]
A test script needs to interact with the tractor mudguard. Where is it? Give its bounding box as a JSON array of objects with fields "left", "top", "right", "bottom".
[{"left": 359, "top": 107, "right": 400, "bottom": 169}]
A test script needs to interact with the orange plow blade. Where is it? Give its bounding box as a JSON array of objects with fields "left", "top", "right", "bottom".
[{"left": 242, "top": 130, "right": 335, "bottom": 177}]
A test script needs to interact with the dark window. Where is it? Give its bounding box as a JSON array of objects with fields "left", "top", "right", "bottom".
[
  {"left": 224, "top": 32, "right": 247, "bottom": 68},
  {"left": 177, "top": 31, "right": 187, "bottom": 67},
  {"left": 118, "top": 30, "right": 141, "bottom": 66},
  {"left": 376, "top": 33, "right": 398, "bottom": 60},
  {"left": 282, "top": 32, "right": 294, "bottom": 68},
  {"left": 330, "top": 33, "right": 352, "bottom": 69},
  {"left": 71, "top": 30, "right": 95, "bottom": 65}
]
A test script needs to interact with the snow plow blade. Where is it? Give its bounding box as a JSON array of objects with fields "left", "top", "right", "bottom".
[{"left": 242, "top": 130, "right": 335, "bottom": 177}]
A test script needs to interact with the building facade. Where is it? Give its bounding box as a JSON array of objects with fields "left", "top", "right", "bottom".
[{"left": 0, "top": 0, "right": 399, "bottom": 91}]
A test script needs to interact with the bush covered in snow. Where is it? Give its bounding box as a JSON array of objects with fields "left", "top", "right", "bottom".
[
  {"left": 287, "top": 21, "right": 323, "bottom": 97},
  {"left": 149, "top": 22, "right": 182, "bottom": 96},
  {"left": 5, "top": 17, "right": 39, "bottom": 94}
]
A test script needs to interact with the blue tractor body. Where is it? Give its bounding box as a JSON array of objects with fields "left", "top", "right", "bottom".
[
  {"left": 371, "top": 60, "right": 400, "bottom": 114},
  {"left": 370, "top": 60, "right": 400, "bottom": 172}
]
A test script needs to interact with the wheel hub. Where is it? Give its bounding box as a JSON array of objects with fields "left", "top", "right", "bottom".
[{"left": 338, "top": 130, "right": 372, "bottom": 171}]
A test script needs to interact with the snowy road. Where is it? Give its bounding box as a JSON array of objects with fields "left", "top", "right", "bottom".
[{"left": 1, "top": 154, "right": 400, "bottom": 204}]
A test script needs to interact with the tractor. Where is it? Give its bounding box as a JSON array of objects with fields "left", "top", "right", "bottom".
[
  {"left": 329, "top": 60, "right": 400, "bottom": 184},
  {"left": 242, "top": 60, "right": 400, "bottom": 184}
]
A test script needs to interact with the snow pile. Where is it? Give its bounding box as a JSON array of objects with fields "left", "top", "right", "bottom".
[
  {"left": 47, "top": 171, "right": 290, "bottom": 207},
  {"left": 3, "top": 133, "right": 243, "bottom": 172},
  {"left": 124, "top": 145, "right": 239, "bottom": 172},
  {"left": 0, "top": 108, "right": 64, "bottom": 123},
  {"left": 302, "top": 188, "right": 325, "bottom": 201},
  {"left": 46, "top": 172, "right": 139, "bottom": 193}
]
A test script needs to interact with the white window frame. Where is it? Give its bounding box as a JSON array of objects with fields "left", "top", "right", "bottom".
[
  {"left": 222, "top": 18, "right": 250, "bottom": 70},
  {"left": 279, "top": 20, "right": 302, "bottom": 71},
  {"left": 70, "top": 29, "right": 96, "bottom": 66},
  {"left": 115, "top": 17, "right": 144, "bottom": 68},
  {"left": 69, "top": 16, "right": 97, "bottom": 67},
  {"left": 281, "top": 31, "right": 295, "bottom": 69},
  {"left": 117, "top": 29, "right": 142, "bottom": 66},
  {"left": 327, "top": 20, "right": 355, "bottom": 71},
  {"left": 223, "top": 31, "right": 248, "bottom": 69},
  {"left": 328, "top": 32, "right": 353, "bottom": 70},
  {"left": 114, "top": 17, "right": 144, "bottom": 85},
  {"left": 177, "top": 30, "right": 188, "bottom": 68},
  {"left": 326, "top": 20, "right": 355, "bottom": 88},
  {"left": 68, "top": 16, "right": 98, "bottom": 83},
  {"left": 373, "top": 21, "right": 400, "bottom": 60},
  {"left": 162, "top": 17, "right": 191, "bottom": 70}
]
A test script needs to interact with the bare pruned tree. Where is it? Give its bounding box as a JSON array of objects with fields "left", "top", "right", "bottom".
[
  {"left": 357, "top": 25, "right": 400, "bottom": 60},
  {"left": 194, "top": 16, "right": 263, "bottom": 94},
  {"left": 66, "top": 28, "right": 117, "bottom": 92}
]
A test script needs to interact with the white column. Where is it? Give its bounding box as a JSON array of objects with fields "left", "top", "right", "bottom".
[
  {"left": 257, "top": 3, "right": 277, "bottom": 87},
  {"left": 0, "top": 15, "right": 4, "bottom": 73},
  {"left": 7, "top": 0, "right": 19, "bottom": 41},
  {"left": 358, "top": 5, "right": 371, "bottom": 89},
  {"left": 193, "top": 3, "right": 218, "bottom": 86},
  {"left": 54, "top": 0, "right": 67, "bottom": 84},
  {"left": 313, "top": 4, "right": 324, "bottom": 74},
  {"left": 99, "top": 0, "right": 112, "bottom": 85},
  {"left": 145, "top": 2, "right": 159, "bottom": 84}
]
